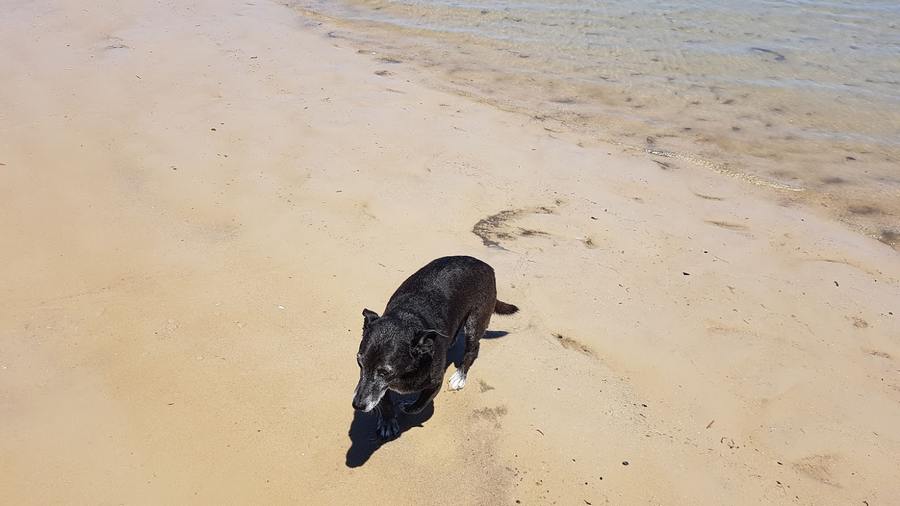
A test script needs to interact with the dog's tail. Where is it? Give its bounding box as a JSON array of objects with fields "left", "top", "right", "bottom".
[{"left": 494, "top": 299, "right": 519, "bottom": 315}]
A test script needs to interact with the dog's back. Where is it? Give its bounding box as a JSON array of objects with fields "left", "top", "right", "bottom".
[{"left": 385, "top": 256, "right": 501, "bottom": 328}]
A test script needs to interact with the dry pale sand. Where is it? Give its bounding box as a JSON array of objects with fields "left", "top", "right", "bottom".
[{"left": 1, "top": 0, "right": 898, "bottom": 504}]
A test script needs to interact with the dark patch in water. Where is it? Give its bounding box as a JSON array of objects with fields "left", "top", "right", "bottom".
[
  {"left": 653, "top": 160, "right": 674, "bottom": 170},
  {"left": 821, "top": 176, "right": 847, "bottom": 185},
  {"left": 878, "top": 229, "right": 899, "bottom": 248},
  {"left": 769, "top": 169, "right": 797, "bottom": 180},
  {"left": 750, "top": 47, "right": 786, "bottom": 61},
  {"left": 848, "top": 205, "right": 881, "bottom": 216}
]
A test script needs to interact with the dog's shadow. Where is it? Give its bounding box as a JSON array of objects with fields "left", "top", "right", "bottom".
[
  {"left": 345, "top": 400, "right": 434, "bottom": 467},
  {"left": 345, "top": 329, "right": 509, "bottom": 468}
]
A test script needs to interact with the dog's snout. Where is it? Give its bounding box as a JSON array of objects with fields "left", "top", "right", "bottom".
[
  {"left": 352, "top": 389, "right": 378, "bottom": 412},
  {"left": 353, "top": 374, "right": 385, "bottom": 413},
  {"left": 352, "top": 385, "right": 371, "bottom": 412}
]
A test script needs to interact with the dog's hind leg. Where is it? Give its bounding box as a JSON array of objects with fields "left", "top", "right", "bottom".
[{"left": 449, "top": 309, "right": 491, "bottom": 391}]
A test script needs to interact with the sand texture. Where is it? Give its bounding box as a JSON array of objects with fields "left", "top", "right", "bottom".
[{"left": 1, "top": 1, "right": 898, "bottom": 504}]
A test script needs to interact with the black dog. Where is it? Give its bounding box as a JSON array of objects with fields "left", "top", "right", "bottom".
[{"left": 352, "top": 256, "right": 518, "bottom": 439}]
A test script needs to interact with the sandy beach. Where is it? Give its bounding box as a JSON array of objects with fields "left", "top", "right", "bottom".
[{"left": 1, "top": 0, "right": 898, "bottom": 504}]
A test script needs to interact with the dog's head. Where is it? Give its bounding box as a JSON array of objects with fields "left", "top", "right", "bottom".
[{"left": 352, "top": 308, "right": 440, "bottom": 412}]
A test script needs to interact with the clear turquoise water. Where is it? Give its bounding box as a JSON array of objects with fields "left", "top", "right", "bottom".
[{"left": 296, "top": 0, "right": 900, "bottom": 244}]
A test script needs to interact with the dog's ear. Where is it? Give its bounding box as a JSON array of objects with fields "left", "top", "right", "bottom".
[
  {"left": 362, "top": 308, "right": 380, "bottom": 329},
  {"left": 410, "top": 329, "right": 443, "bottom": 358}
]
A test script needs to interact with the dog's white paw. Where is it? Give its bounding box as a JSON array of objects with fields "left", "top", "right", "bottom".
[
  {"left": 448, "top": 369, "right": 467, "bottom": 391},
  {"left": 377, "top": 416, "right": 400, "bottom": 440}
]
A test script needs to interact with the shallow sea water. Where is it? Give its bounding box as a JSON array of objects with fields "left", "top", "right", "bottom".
[{"left": 294, "top": 0, "right": 900, "bottom": 247}]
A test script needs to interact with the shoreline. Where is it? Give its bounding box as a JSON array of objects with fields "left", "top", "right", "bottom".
[
  {"left": 291, "top": 0, "right": 900, "bottom": 251},
  {"left": 2, "top": 0, "right": 899, "bottom": 504}
]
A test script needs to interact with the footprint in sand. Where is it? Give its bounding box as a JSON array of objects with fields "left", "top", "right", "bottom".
[
  {"left": 792, "top": 454, "right": 841, "bottom": 487},
  {"left": 471, "top": 405, "right": 507, "bottom": 428}
]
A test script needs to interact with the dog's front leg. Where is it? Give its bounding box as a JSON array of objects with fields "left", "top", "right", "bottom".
[
  {"left": 375, "top": 393, "right": 400, "bottom": 440},
  {"left": 399, "top": 384, "right": 440, "bottom": 415}
]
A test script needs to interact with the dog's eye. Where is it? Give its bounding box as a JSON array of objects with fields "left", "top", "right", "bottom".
[{"left": 376, "top": 367, "right": 390, "bottom": 377}]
